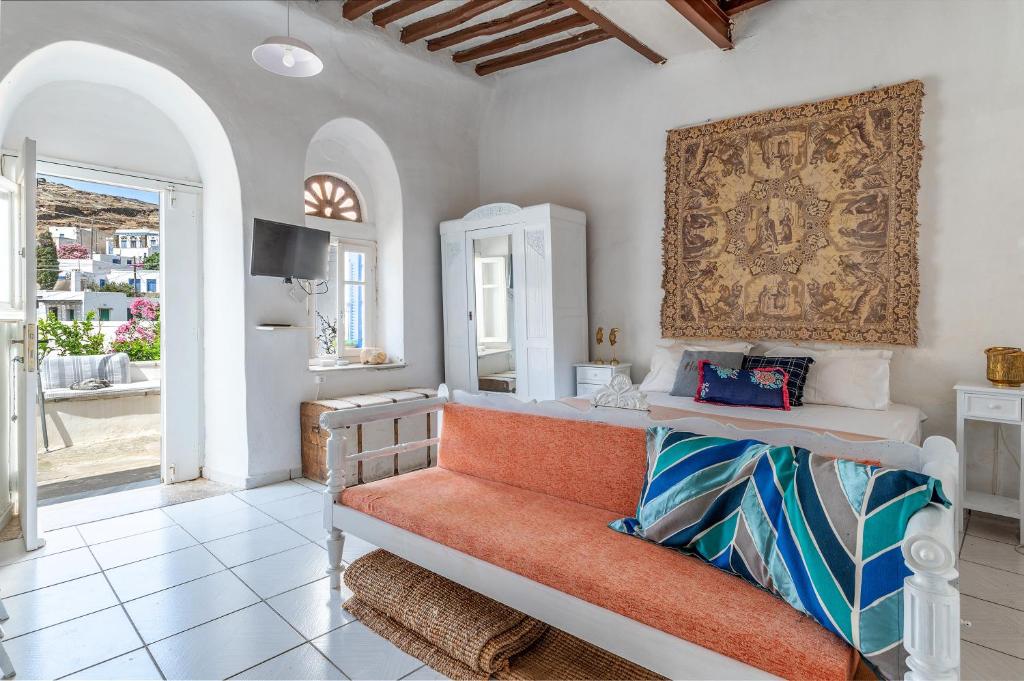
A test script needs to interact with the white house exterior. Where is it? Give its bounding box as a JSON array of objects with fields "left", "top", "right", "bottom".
[
  {"left": 49, "top": 225, "right": 94, "bottom": 248},
  {"left": 58, "top": 255, "right": 160, "bottom": 294},
  {"left": 106, "top": 228, "right": 159, "bottom": 264},
  {"left": 37, "top": 290, "right": 136, "bottom": 322}
]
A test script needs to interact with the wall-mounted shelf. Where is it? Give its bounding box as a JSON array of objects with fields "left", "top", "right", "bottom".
[{"left": 255, "top": 324, "right": 311, "bottom": 331}]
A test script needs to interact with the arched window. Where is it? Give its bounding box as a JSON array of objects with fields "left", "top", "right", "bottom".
[{"left": 304, "top": 174, "right": 362, "bottom": 221}]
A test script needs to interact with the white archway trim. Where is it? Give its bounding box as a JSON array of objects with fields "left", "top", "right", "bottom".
[
  {"left": 306, "top": 118, "right": 405, "bottom": 362},
  {"left": 0, "top": 41, "right": 249, "bottom": 480}
]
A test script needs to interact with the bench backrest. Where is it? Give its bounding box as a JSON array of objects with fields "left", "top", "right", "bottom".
[{"left": 437, "top": 403, "right": 646, "bottom": 516}]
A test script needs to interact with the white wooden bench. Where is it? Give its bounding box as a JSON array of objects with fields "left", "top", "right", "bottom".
[{"left": 320, "top": 386, "right": 961, "bottom": 680}]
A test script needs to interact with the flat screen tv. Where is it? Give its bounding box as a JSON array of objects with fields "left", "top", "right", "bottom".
[{"left": 250, "top": 218, "right": 329, "bottom": 280}]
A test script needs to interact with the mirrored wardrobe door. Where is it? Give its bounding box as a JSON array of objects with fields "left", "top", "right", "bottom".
[{"left": 468, "top": 231, "right": 517, "bottom": 394}]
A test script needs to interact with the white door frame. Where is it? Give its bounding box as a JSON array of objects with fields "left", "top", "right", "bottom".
[
  {"left": 1, "top": 139, "right": 43, "bottom": 549},
  {"left": 29, "top": 156, "right": 204, "bottom": 484}
]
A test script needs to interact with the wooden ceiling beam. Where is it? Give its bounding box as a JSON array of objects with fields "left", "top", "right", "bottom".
[
  {"left": 402, "top": 0, "right": 512, "bottom": 44},
  {"left": 371, "top": 0, "right": 442, "bottom": 28},
  {"left": 720, "top": 0, "right": 771, "bottom": 16},
  {"left": 476, "top": 27, "right": 611, "bottom": 76},
  {"left": 342, "top": 0, "right": 390, "bottom": 21},
  {"left": 664, "top": 0, "right": 732, "bottom": 49},
  {"left": 560, "top": 0, "right": 665, "bottom": 64},
  {"left": 426, "top": 0, "right": 565, "bottom": 52},
  {"left": 453, "top": 13, "right": 590, "bottom": 63}
]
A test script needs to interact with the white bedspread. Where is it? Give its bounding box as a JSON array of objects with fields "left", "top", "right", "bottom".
[{"left": 643, "top": 391, "right": 925, "bottom": 444}]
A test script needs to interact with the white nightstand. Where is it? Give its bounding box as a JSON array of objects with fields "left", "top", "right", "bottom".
[
  {"left": 955, "top": 382, "right": 1023, "bottom": 540},
  {"left": 575, "top": 363, "right": 631, "bottom": 397}
]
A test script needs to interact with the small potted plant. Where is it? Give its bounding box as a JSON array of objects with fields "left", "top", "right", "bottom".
[{"left": 314, "top": 311, "right": 339, "bottom": 367}]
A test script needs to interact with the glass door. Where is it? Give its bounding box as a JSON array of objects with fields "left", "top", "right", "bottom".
[{"left": 1, "top": 138, "right": 42, "bottom": 550}]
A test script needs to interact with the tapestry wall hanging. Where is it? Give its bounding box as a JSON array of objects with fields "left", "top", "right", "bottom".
[{"left": 661, "top": 80, "right": 923, "bottom": 346}]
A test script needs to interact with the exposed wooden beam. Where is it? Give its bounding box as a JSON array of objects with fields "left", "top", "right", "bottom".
[
  {"left": 664, "top": 0, "right": 732, "bottom": 49},
  {"left": 342, "top": 0, "right": 390, "bottom": 21},
  {"left": 402, "top": 0, "right": 512, "bottom": 44},
  {"left": 371, "top": 0, "right": 442, "bottom": 28},
  {"left": 476, "top": 28, "right": 611, "bottom": 76},
  {"left": 426, "top": 0, "right": 565, "bottom": 52},
  {"left": 720, "top": 0, "right": 771, "bottom": 16},
  {"left": 453, "top": 13, "right": 590, "bottom": 63},
  {"left": 560, "top": 0, "right": 665, "bottom": 64}
]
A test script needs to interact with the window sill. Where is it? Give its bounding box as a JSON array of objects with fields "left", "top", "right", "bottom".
[{"left": 307, "top": 361, "right": 406, "bottom": 373}]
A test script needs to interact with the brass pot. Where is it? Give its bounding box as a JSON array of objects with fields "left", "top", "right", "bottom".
[{"left": 985, "top": 347, "right": 1024, "bottom": 387}]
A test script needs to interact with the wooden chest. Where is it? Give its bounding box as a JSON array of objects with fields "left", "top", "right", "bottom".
[{"left": 300, "top": 388, "right": 438, "bottom": 484}]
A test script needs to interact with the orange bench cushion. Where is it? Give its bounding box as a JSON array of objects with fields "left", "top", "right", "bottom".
[
  {"left": 342, "top": 466, "right": 856, "bottom": 680},
  {"left": 437, "top": 403, "right": 647, "bottom": 517}
]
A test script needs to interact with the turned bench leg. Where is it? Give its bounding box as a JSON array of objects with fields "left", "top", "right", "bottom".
[
  {"left": 0, "top": 621, "right": 14, "bottom": 679},
  {"left": 326, "top": 527, "right": 346, "bottom": 589},
  {"left": 324, "top": 427, "right": 349, "bottom": 590}
]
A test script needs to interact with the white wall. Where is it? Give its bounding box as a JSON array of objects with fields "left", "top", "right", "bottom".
[
  {"left": 479, "top": 0, "right": 1024, "bottom": 494},
  {"left": 0, "top": 0, "right": 490, "bottom": 486},
  {"left": 4, "top": 80, "right": 200, "bottom": 182}
]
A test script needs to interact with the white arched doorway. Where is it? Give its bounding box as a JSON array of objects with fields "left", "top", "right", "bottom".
[{"left": 0, "top": 41, "right": 247, "bottom": 527}]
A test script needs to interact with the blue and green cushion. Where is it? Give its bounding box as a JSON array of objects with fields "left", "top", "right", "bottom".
[{"left": 609, "top": 427, "right": 950, "bottom": 680}]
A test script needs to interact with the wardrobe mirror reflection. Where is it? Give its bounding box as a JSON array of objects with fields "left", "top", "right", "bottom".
[{"left": 472, "top": 234, "right": 516, "bottom": 393}]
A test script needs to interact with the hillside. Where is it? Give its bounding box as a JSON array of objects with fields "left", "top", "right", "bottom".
[{"left": 36, "top": 178, "right": 159, "bottom": 247}]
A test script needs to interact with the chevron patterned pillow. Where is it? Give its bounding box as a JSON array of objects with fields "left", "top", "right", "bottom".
[{"left": 609, "top": 427, "right": 950, "bottom": 680}]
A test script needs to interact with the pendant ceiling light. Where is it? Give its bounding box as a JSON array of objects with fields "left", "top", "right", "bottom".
[{"left": 252, "top": 0, "right": 323, "bottom": 77}]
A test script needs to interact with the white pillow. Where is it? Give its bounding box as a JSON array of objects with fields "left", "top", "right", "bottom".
[
  {"left": 762, "top": 345, "right": 891, "bottom": 410},
  {"left": 639, "top": 340, "right": 753, "bottom": 393}
]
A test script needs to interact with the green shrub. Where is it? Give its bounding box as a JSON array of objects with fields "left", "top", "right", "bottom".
[{"left": 38, "top": 311, "right": 106, "bottom": 356}]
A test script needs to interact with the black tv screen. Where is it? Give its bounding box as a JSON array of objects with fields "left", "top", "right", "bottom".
[{"left": 250, "top": 218, "right": 329, "bottom": 280}]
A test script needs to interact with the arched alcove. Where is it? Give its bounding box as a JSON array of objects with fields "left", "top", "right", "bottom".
[
  {"left": 0, "top": 41, "right": 248, "bottom": 481},
  {"left": 305, "top": 118, "right": 404, "bottom": 362}
]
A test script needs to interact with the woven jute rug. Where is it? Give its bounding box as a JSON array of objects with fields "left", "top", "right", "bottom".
[{"left": 344, "top": 550, "right": 663, "bottom": 681}]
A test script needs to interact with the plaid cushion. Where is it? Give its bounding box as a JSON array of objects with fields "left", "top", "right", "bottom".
[
  {"left": 41, "top": 353, "right": 132, "bottom": 390},
  {"left": 742, "top": 355, "right": 814, "bottom": 406}
]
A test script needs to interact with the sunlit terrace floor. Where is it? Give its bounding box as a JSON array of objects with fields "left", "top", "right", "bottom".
[{"left": 38, "top": 432, "right": 161, "bottom": 504}]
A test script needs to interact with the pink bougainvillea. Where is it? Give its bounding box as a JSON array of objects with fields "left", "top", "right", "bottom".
[
  {"left": 57, "top": 243, "right": 91, "bottom": 259},
  {"left": 129, "top": 298, "right": 158, "bottom": 321},
  {"left": 111, "top": 299, "right": 160, "bottom": 360}
]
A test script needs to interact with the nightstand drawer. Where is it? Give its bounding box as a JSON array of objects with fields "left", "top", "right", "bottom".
[
  {"left": 964, "top": 392, "right": 1023, "bottom": 422},
  {"left": 577, "top": 366, "right": 612, "bottom": 384}
]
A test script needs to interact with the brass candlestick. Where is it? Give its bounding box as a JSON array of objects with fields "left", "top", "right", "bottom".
[
  {"left": 593, "top": 327, "right": 605, "bottom": 364},
  {"left": 609, "top": 327, "right": 620, "bottom": 365}
]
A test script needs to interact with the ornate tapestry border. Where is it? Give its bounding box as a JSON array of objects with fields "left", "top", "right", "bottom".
[{"left": 660, "top": 80, "right": 923, "bottom": 346}]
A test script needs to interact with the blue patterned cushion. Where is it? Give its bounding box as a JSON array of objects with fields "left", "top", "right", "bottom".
[
  {"left": 610, "top": 427, "right": 950, "bottom": 680},
  {"left": 743, "top": 355, "right": 814, "bottom": 406},
  {"left": 696, "top": 360, "right": 790, "bottom": 410}
]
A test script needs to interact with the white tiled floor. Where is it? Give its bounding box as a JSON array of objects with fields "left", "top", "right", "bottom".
[
  {"left": 0, "top": 479, "right": 441, "bottom": 680},
  {"left": 4, "top": 480, "right": 1021, "bottom": 680}
]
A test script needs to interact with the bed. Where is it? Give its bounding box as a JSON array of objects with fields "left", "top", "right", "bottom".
[{"left": 615, "top": 390, "right": 924, "bottom": 443}]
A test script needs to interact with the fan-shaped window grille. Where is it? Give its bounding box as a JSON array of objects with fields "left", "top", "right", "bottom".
[{"left": 304, "top": 174, "right": 362, "bottom": 221}]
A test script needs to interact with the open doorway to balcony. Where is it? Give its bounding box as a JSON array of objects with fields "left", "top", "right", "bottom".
[{"left": 33, "top": 168, "right": 171, "bottom": 503}]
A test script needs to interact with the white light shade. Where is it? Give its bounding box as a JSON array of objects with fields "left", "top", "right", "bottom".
[{"left": 252, "top": 36, "right": 323, "bottom": 77}]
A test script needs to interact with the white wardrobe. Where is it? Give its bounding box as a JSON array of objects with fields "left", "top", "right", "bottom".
[{"left": 440, "top": 203, "right": 588, "bottom": 401}]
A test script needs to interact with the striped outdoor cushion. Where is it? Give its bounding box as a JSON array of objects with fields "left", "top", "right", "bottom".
[
  {"left": 610, "top": 427, "right": 950, "bottom": 680},
  {"left": 40, "top": 352, "right": 132, "bottom": 390}
]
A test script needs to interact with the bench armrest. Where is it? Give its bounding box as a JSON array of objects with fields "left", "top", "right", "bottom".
[
  {"left": 902, "top": 501, "right": 960, "bottom": 680},
  {"left": 321, "top": 386, "right": 449, "bottom": 588}
]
